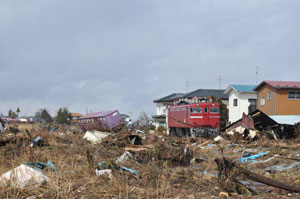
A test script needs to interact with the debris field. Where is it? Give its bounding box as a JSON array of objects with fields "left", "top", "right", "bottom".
[{"left": 1, "top": 123, "right": 300, "bottom": 198}]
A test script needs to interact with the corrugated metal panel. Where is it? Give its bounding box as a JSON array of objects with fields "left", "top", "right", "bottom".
[
  {"left": 79, "top": 110, "right": 118, "bottom": 119},
  {"left": 270, "top": 115, "right": 300, "bottom": 125}
]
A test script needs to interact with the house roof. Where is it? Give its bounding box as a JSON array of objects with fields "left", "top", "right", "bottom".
[
  {"left": 224, "top": 84, "right": 256, "bottom": 94},
  {"left": 254, "top": 81, "right": 300, "bottom": 91},
  {"left": 183, "top": 89, "right": 228, "bottom": 100},
  {"left": 79, "top": 110, "right": 118, "bottom": 119},
  {"left": 120, "top": 114, "right": 130, "bottom": 118},
  {"left": 71, "top": 113, "right": 82, "bottom": 116},
  {"left": 154, "top": 93, "right": 185, "bottom": 103}
]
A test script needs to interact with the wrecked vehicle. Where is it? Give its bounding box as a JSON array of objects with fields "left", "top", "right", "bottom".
[{"left": 168, "top": 102, "right": 220, "bottom": 137}]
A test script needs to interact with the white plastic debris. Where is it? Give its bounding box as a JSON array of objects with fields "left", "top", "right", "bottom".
[
  {"left": 116, "top": 151, "right": 133, "bottom": 164},
  {"left": 227, "top": 130, "right": 234, "bottom": 136},
  {"left": 26, "top": 196, "right": 37, "bottom": 199},
  {"left": 226, "top": 126, "right": 245, "bottom": 136},
  {"left": 0, "top": 164, "right": 49, "bottom": 188},
  {"left": 83, "top": 131, "right": 111, "bottom": 144},
  {"left": 248, "top": 130, "right": 258, "bottom": 139},
  {"left": 136, "top": 130, "right": 144, "bottom": 134},
  {"left": 96, "top": 169, "right": 112, "bottom": 179},
  {"left": 214, "top": 135, "right": 224, "bottom": 142},
  {"left": 235, "top": 126, "right": 245, "bottom": 134}
]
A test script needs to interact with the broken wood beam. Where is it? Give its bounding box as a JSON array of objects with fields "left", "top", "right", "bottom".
[{"left": 215, "top": 157, "right": 300, "bottom": 193}]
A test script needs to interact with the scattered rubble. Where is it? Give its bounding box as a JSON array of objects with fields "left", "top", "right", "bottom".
[
  {"left": 0, "top": 120, "right": 300, "bottom": 198},
  {"left": 225, "top": 110, "right": 299, "bottom": 140},
  {"left": 215, "top": 157, "right": 300, "bottom": 193}
]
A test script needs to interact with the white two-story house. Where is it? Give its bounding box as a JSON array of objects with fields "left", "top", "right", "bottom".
[
  {"left": 224, "top": 84, "right": 257, "bottom": 123},
  {"left": 152, "top": 93, "right": 185, "bottom": 128}
]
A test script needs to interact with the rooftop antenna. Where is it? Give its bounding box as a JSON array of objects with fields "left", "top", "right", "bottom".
[
  {"left": 218, "top": 75, "right": 222, "bottom": 89},
  {"left": 186, "top": 81, "right": 189, "bottom": 93},
  {"left": 256, "top": 66, "right": 259, "bottom": 84}
]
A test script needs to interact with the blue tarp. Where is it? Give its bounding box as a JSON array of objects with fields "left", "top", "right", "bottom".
[
  {"left": 49, "top": 126, "right": 56, "bottom": 134},
  {"left": 239, "top": 152, "right": 267, "bottom": 163},
  {"left": 33, "top": 136, "right": 41, "bottom": 143},
  {"left": 98, "top": 162, "right": 138, "bottom": 175}
]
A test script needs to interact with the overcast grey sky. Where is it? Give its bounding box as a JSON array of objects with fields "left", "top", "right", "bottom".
[{"left": 0, "top": 0, "right": 300, "bottom": 118}]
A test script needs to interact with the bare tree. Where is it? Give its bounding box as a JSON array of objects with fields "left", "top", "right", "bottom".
[{"left": 137, "top": 111, "right": 150, "bottom": 126}]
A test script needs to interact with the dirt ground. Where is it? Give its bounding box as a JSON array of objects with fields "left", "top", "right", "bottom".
[{"left": 0, "top": 124, "right": 300, "bottom": 198}]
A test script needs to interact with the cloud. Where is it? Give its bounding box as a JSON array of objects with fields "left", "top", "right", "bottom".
[{"left": 0, "top": 0, "right": 300, "bottom": 118}]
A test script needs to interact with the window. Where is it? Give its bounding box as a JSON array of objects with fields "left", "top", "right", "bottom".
[
  {"left": 209, "top": 107, "right": 219, "bottom": 113},
  {"left": 288, "top": 91, "right": 300, "bottom": 100},
  {"left": 204, "top": 107, "right": 208, "bottom": 113},
  {"left": 190, "top": 108, "right": 202, "bottom": 113},
  {"left": 233, "top": 99, "right": 238, "bottom": 106},
  {"left": 268, "top": 91, "right": 273, "bottom": 100},
  {"left": 260, "top": 97, "right": 265, "bottom": 106},
  {"left": 171, "top": 108, "right": 186, "bottom": 112}
]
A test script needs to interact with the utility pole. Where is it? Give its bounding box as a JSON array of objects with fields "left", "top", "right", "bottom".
[
  {"left": 218, "top": 75, "right": 222, "bottom": 89},
  {"left": 186, "top": 81, "right": 189, "bottom": 93},
  {"left": 256, "top": 66, "right": 259, "bottom": 84}
]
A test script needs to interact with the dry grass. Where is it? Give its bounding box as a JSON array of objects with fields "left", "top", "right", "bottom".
[
  {"left": 0, "top": 125, "right": 213, "bottom": 199},
  {"left": 0, "top": 124, "right": 300, "bottom": 198}
]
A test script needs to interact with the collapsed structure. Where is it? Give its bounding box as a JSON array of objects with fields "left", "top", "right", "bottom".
[
  {"left": 224, "top": 109, "right": 299, "bottom": 139},
  {"left": 78, "top": 110, "right": 123, "bottom": 132}
]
